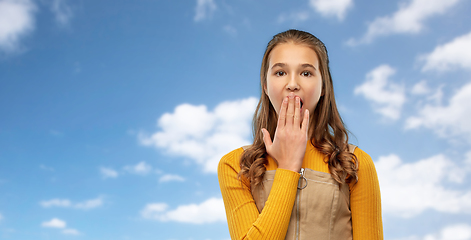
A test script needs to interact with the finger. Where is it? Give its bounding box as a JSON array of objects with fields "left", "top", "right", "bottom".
[
  {"left": 277, "top": 97, "right": 288, "bottom": 128},
  {"left": 261, "top": 128, "right": 273, "bottom": 149},
  {"left": 294, "top": 96, "right": 301, "bottom": 127},
  {"left": 286, "top": 94, "right": 295, "bottom": 126},
  {"left": 301, "top": 109, "right": 309, "bottom": 135}
]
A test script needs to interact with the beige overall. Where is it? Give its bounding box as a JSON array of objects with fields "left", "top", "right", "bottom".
[{"left": 248, "top": 145, "right": 356, "bottom": 240}]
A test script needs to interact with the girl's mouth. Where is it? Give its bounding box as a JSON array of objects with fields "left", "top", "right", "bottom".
[{"left": 300, "top": 99, "right": 304, "bottom": 108}]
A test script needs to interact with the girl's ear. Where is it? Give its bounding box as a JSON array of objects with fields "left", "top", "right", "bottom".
[
  {"left": 263, "top": 82, "right": 268, "bottom": 94},
  {"left": 321, "top": 80, "right": 325, "bottom": 96}
]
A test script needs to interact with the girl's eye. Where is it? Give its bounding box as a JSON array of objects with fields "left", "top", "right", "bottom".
[
  {"left": 275, "top": 71, "right": 286, "bottom": 77},
  {"left": 302, "top": 71, "right": 312, "bottom": 77}
]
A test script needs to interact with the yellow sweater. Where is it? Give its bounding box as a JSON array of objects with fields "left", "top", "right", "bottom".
[{"left": 218, "top": 141, "right": 383, "bottom": 240}]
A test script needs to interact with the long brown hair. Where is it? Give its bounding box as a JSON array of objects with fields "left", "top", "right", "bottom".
[{"left": 239, "top": 29, "right": 358, "bottom": 186}]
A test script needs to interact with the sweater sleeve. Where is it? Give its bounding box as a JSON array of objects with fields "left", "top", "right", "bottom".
[
  {"left": 218, "top": 149, "right": 300, "bottom": 240},
  {"left": 349, "top": 148, "right": 384, "bottom": 240}
]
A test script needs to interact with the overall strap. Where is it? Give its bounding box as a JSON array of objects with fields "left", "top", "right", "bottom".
[{"left": 347, "top": 144, "right": 357, "bottom": 154}]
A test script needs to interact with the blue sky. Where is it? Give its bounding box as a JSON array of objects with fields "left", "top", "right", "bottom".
[{"left": 1, "top": 0, "right": 471, "bottom": 239}]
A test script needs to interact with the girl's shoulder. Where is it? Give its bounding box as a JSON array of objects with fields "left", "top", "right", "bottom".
[
  {"left": 218, "top": 147, "right": 245, "bottom": 172},
  {"left": 353, "top": 147, "right": 373, "bottom": 164},
  {"left": 352, "top": 146, "right": 377, "bottom": 173}
]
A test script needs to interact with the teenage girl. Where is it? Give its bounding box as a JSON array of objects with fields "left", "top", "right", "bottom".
[{"left": 218, "top": 29, "right": 383, "bottom": 240}]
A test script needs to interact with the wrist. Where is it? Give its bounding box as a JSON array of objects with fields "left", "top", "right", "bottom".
[{"left": 277, "top": 164, "right": 301, "bottom": 173}]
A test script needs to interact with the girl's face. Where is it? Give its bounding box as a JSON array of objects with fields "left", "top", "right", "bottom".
[{"left": 265, "top": 42, "right": 323, "bottom": 120}]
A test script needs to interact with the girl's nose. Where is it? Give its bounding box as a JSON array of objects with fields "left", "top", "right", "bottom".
[{"left": 286, "top": 75, "right": 300, "bottom": 91}]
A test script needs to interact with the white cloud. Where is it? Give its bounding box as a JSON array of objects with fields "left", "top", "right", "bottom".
[
  {"left": 397, "top": 224, "right": 471, "bottom": 240},
  {"left": 429, "top": 224, "right": 471, "bottom": 240},
  {"left": 354, "top": 65, "right": 405, "bottom": 120},
  {"left": 62, "top": 228, "right": 80, "bottom": 235},
  {"left": 421, "top": 31, "right": 471, "bottom": 72},
  {"left": 159, "top": 174, "right": 185, "bottom": 183},
  {"left": 73, "top": 196, "right": 103, "bottom": 210},
  {"left": 376, "top": 153, "right": 471, "bottom": 218},
  {"left": 140, "top": 198, "right": 225, "bottom": 224},
  {"left": 40, "top": 199, "right": 71, "bottom": 208},
  {"left": 50, "top": 0, "right": 73, "bottom": 26},
  {"left": 100, "top": 167, "right": 118, "bottom": 179},
  {"left": 40, "top": 164, "right": 55, "bottom": 171},
  {"left": 139, "top": 97, "right": 257, "bottom": 173},
  {"left": 347, "top": 0, "right": 462, "bottom": 45},
  {"left": 0, "top": 0, "right": 36, "bottom": 53},
  {"left": 405, "top": 82, "right": 471, "bottom": 142},
  {"left": 194, "top": 0, "right": 216, "bottom": 22},
  {"left": 223, "top": 25, "right": 237, "bottom": 36},
  {"left": 41, "top": 218, "right": 81, "bottom": 235},
  {"left": 123, "top": 161, "right": 152, "bottom": 175},
  {"left": 411, "top": 80, "right": 431, "bottom": 95},
  {"left": 40, "top": 196, "right": 103, "bottom": 210},
  {"left": 41, "top": 218, "right": 66, "bottom": 228},
  {"left": 49, "top": 129, "right": 64, "bottom": 137},
  {"left": 277, "top": 11, "right": 310, "bottom": 24},
  {"left": 308, "top": 0, "right": 352, "bottom": 20}
]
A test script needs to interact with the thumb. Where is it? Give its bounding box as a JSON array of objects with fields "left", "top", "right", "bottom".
[{"left": 261, "top": 128, "right": 273, "bottom": 148}]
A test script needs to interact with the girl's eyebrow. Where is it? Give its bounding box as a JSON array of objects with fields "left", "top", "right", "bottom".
[
  {"left": 270, "top": 63, "right": 286, "bottom": 70},
  {"left": 270, "top": 63, "right": 317, "bottom": 70},
  {"left": 300, "top": 63, "right": 316, "bottom": 70}
]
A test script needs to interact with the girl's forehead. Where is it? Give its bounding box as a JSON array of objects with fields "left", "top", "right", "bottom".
[{"left": 268, "top": 43, "right": 319, "bottom": 67}]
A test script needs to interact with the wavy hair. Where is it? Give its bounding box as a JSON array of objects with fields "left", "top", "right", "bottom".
[{"left": 239, "top": 29, "right": 358, "bottom": 186}]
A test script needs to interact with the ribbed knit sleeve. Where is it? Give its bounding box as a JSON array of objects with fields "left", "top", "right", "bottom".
[
  {"left": 349, "top": 148, "right": 384, "bottom": 240},
  {"left": 218, "top": 148, "right": 300, "bottom": 240}
]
